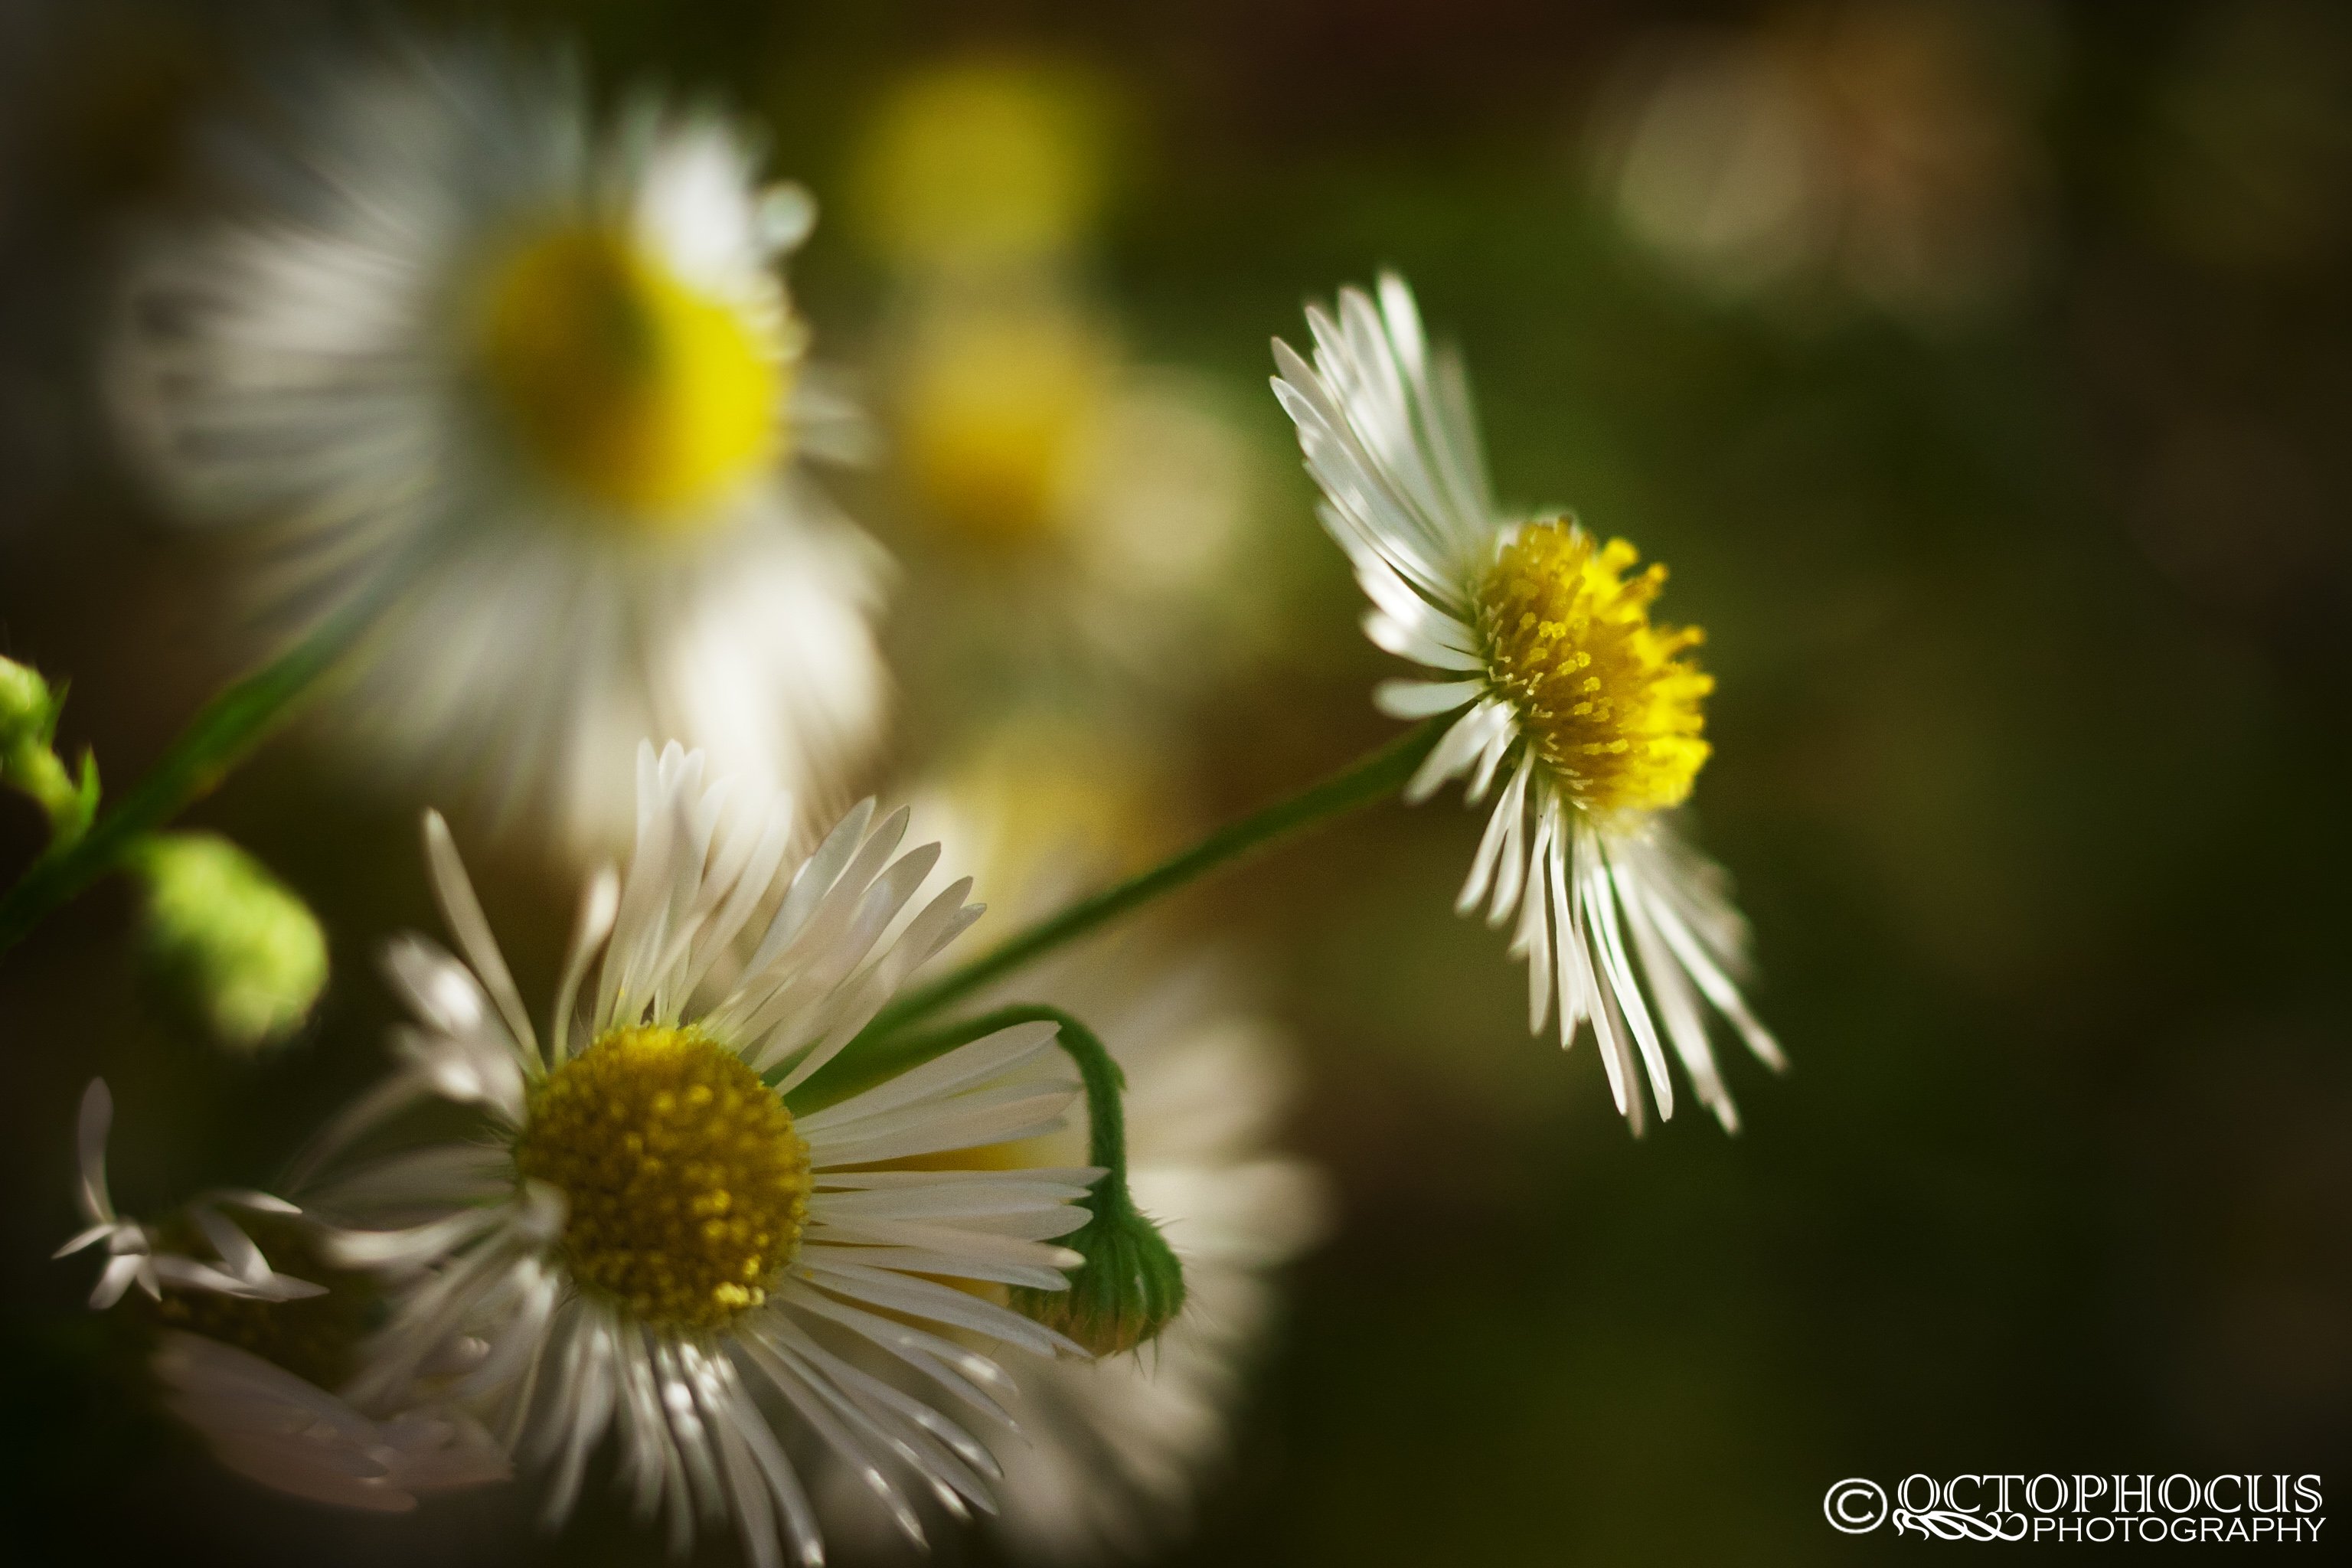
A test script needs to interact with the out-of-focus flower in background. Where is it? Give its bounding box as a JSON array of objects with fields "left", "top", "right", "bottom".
[
  {"left": 851, "top": 57, "right": 1113, "bottom": 279},
  {"left": 813, "top": 718, "right": 1329, "bottom": 1560},
  {"left": 1586, "top": 0, "right": 2050, "bottom": 323},
  {"left": 908, "top": 713, "right": 1179, "bottom": 912},
  {"left": 307, "top": 746, "right": 1102, "bottom": 1568},
  {"left": 982, "top": 975, "right": 1325, "bottom": 1560},
  {"left": 1276, "top": 276, "right": 1779, "bottom": 1132},
  {"left": 109, "top": 35, "right": 887, "bottom": 861},
  {"left": 885, "top": 285, "right": 1270, "bottom": 690},
  {"left": 854, "top": 57, "right": 1275, "bottom": 733},
  {"left": 54, "top": 1080, "right": 511, "bottom": 1511},
  {"left": 895, "top": 284, "right": 1119, "bottom": 550}
]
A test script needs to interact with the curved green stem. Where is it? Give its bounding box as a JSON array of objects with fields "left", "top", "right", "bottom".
[
  {"left": 864, "top": 717, "right": 1443, "bottom": 1039},
  {"left": 790, "top": 1002, "right": 1183, "bottom": 1354},
  {"left": 0, "top": 595, "right": 384, "bottom": 956}
]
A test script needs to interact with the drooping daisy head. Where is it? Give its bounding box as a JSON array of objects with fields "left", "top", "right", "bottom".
[
  {"left": 1273, "top": 274, "right": 1780, "bottom": 1132},
  {"left": 305, "top": 744, "right": 1103, "bottom": 1567},
  {"left": 809, "top": 740, "right": 1330, "bottom": 1561},
  {"left": 983, "top": 976, "right": 1327, "bottom": 1560},
  {"left": 52, "top": 1081, "right": 511, "bottom": 1511},
  {"left": 113, "top": 36, "right": 887, "bottom": 857},
  {"left": 817, "top": 960, "right": 1328, "bottom": 1563}
]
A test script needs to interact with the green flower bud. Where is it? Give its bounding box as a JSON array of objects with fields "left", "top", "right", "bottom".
[
  {"left": 0, "top": 655, "right": 51, "bottom": 748},
  {"left": 1, "top": 653, "right": 98, "bottom": 846},
  {"left": 129, "top": 833, "right": 328, "bottom": 1054},
  {"left": 1011, "top": 1187, "right": 1186, "bottom": 1357}
]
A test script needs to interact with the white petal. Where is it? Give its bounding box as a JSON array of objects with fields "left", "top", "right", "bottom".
[
  {"left": 1375, "top": 678, "right": 1483, "bottom": 720},
  {"left": 74, "top": 1079, "right": 115, "bottom": 1226},
  {"left": 421, "top": 812, "right": 538, "bottom": 1062}
]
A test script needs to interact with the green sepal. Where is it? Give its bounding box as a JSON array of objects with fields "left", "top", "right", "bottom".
[
  {"left": 1010, "top": 1178, "right": 1186, "bottom": 1357},
  {"left": 795, "top": 1001, "right": 1188, "bottom": 1354}
]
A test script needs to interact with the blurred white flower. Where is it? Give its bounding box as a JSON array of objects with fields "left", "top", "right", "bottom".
[
  {"left": 1274, "top": 276, "right": 1782, "bottom": 1131},
  {"left": 113, "top": 38, "right": 886, "bottom": 858},
  {"left": 305, "top": 744, "right": 1099, "bottom": 1568},
  {"left": 887, "top": 284, "right": 1271, "bottom": 694},
  {"left": 154, "top": 1332, "right": 511, "bottom": 1513},
  {"left": 54, "top": 1080, "right": 509, "bottom": 1511}
]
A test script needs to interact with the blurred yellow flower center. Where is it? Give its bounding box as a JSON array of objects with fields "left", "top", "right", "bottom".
[
  {"left": 855, "top": 61, "right": 1104, "bottom": 267},
  {"left": 1476, "top": 521, "right": 1713, "bottom": 815},
  {"left": 900, "top": 305, "right": 1106, "bottom": 544},
  {"left": 479, "top": 225, "right": 783, "bottom": 526},
  {"left": 515, "top": 1024, "right": 810, "bottom": 1332}
]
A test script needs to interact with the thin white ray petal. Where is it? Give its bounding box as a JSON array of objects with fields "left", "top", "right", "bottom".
[
  {"left": 75, "top": 1080, "right": 115, "bottom": 1225},
  {"left": 1579, "top": 822, "right": 1674, "bottom": 1122},
  {"left": 422, "top": 811, "right": 538, "bottom": 1062},
  {"left": 1641, "top": 880, "right": 1787, "bottom": 1071},
  {"left": 551, "top": 866, "right": 619, "bottom": 1063},
  {"left": 1376, "top": 678, "right": 1483, "bottom": 719}
]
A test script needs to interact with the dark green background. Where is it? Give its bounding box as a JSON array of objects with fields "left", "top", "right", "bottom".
[{"left": 2, "top": 1, "right": 2347, "bottom": 1563}]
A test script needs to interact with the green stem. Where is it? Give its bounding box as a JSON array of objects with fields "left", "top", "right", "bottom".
[
  {"left": 865, "top": 717, "right": 1443, "bottom": 1038},
  {"left": 0, "top": 596, "right": 384, "bottom": 956}
]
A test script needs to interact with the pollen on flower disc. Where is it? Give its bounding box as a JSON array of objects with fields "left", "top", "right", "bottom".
[
  {"left": 1475, "top": 520, "right": 1713, "bottom": 815},
  {"left": 515, "top": 1025, "right": 812, "bottom": 1333}
]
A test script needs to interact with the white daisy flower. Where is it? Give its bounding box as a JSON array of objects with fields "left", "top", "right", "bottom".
[
  {"left": 53, "top": 1080, "right": 510, "bottom": 1511},
  {"left": 112, "top": 39, "right": 887, "bottom": 857},
  {"left": 1272, "top": 274, "right": 1784, "bottom": 1131},
  {"left": 305, "top": 743, "right": 1101, "bottom": 1568}
]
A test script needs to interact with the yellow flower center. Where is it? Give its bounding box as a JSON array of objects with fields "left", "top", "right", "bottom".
[
  {"left": 478, "top": 225, "right": 786, "bottom": 528},
  {"left": 1475, "top": 521, "right": 1714, "bottom": 815},
  {"left": 514, "top": 1025, "right": 811, "bottom": 1333}
]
